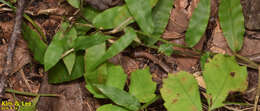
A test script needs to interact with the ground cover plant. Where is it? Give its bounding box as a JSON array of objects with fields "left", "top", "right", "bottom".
[{"left": 0, "top": 0, "right": 260, "bottom": 111}]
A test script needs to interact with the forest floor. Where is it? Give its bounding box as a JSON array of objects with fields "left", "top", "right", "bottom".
[{"left": 0, "top": 0, "right": 260, "bottom": 111}]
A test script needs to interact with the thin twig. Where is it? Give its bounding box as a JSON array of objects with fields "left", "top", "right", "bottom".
[
  {"left": 61, "top": 48, "right": 75, "bottom": 58},
  {"left": 254, "top": 66, "right": 260, "bottom": 111},
  {"left": 105, "top": 17, "right": 133, "bottom": 34},
  {"left": 5, "top": 89, "right": 59, "bottom": 97},
  {"left": 19, "top": 69, "right": 32, "bottom": 92},
  {"left": 0, "top": 0, "right": 26, "bottom": 98},
  {"left": 133, "top": 51, "right": 175, "bottom": 73}
]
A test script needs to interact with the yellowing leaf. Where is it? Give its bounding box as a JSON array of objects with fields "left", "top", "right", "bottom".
[
  {"left": 160, "top": 72, "right": 202, "bottom": 111},
  {"left": 203, "top": 54, "right": 248, "bottom": 110},
  {"left": 106, "top": 64, "right": 127, "bottom": 90},
  {"left": 129, "top": 68, "right": 156, "bottom": 103}
]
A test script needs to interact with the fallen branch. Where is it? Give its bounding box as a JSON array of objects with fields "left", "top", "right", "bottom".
[
  {"left": 133, "top": 51, "right": 175, "bottom": 73},
  {"left": 0, "top": 0, "right": 26, "bottom": 98}
]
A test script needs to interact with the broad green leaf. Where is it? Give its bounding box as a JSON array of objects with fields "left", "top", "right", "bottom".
[
  {"left": 93, "top": 5, "right": 134, "bottom": 30},
  {"left": 203, "top": 54, "right": 248, "bottom": 110},
  {"left": 150, "top": 0, "right": 158, "bottom": 7},
  {"left": 74, "top": 32, "right": 113, "bottom": 50},
  {"left": 44, "top": 22, "right": 69, "bottom": 71},
  {"left": 219, "top": 0, "right": 244, "bottom": 52},
  {"left": 129, "top": 68, "right": 156, "bottom": 103},
  {"left": 85, "top": 43, "right": 107, "bottom": 98},
  {"left": 185, "top": 0, "right": 210, "bottom": 47},
  {"left": 148, "top": 0, "right": 173, "bottom": 44},
  {"left": 91, "top": 27, "right": 137, "bottom": 71},
  {"left": 62, "top": 27, "right": 77, "bottom": 74},
  {"left": 160, "top": 72, "right": 202, "bottom": 111},
  {"left": 48, "top": 52, "right": 84, "bottom": 83},
  {"left": 67, "top": 0, "right": 80, "bottom": 8},
  {"left": 81, "top": 6, "right": 100, "bottom": 22},
  {"left": 95, "top": 84, "right": 141, "bottom": 111},
  {"left": 106, "top": 64, "right": 127, "bottom": 90},
  {"left": 22, "top": 24, "right": 47, "bottom": 64},
  {"left": 125, "top": 0, "right": 154, "bottom": 34},
  {"left": 18, "top": 96, "right": 39, "bottom": 111},
  {"left": 97, "top": 104, "right": 128, "bottom": 111},
  {"left": 158, "top": 44, "right": 173, "bottom": 56},
  {"left": 63, "top": 52, "right": 76, "bottom": 74},
  {"left": 63, "top": 27, "right": 77, "bottom": 50},
  {"left": 200, "top": 52, "right": 210, "bottom": 71}
]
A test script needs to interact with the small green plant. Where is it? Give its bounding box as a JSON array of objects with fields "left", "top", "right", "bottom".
[{"left": 0, "top": 0, "right": 251, "bottom": 110}]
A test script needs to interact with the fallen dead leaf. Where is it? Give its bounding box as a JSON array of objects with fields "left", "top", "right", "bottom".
[{"left": 0, "top": 39, "right": 31, "bottom": 75}]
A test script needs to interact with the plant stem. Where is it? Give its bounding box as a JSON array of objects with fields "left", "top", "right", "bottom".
[
  {"left": 24, "top": 14, "right": 47, "bottom": 43},
  {"left": 140, "top": 95, "right": 160, "bottom": 110},
  {"left": 254, "top": 66, "right": 260, "bottom": 111},
  {"left": 234, "top": 53, "right": 258, "bottom": 69},
  {"left": 5, "top": 89, "right": 59, "bottom": 97},
  {"left": 135, "top": 30, "right": 201, "bottom": 54},
  {"left": 61, "top": 48, "right": 75, "bottom": 58}
]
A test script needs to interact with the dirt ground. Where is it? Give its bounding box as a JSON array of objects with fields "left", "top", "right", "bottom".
[{"left": 0, "top": 0, "right": 260, "bottom": 111}]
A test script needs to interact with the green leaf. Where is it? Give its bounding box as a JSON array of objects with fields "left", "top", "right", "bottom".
[
  {"left": 93, "top": 5, "right": 134, "bottom": 30},
  {"left": 97, "top": 104, "right": 129, "bottom": 111},
  {"left": 125, "top": 0, "right": 154, "bottom": 34},
  {"left": 63, "top": 52, "right": 76, "bottom": 75},
  {"left": 219, "top": 0, "right": 244, "bottom": 52},
  {"left": 67, "top": 0, "right": 80, "bottom": 8},
  {"left": 81, "top": 6, "right": 100, "bottom": 22},
  {"left": 48, "top": 52, "right": 84, "bottom": 83},
  {"left": 160, "top": 72, "right": 202, "bottom": 111},
  {"left": 129, "top": 68, "right": 156, "bottom": 103},
  {"left": 63, "top": 27, "right": 77, "bottom": 50},
  {"left": 150, "top": 0, "right": 158, "bottom": 7},
  {"left": 44, "top": 22, "right": 69, "bottom": 71},
  {"left": 22, "top": 24, "right": 47, "bottom": 64},
  {"left": 74, "top": 32, "right": 113, "bottom": 50},
  {"left": 91, "top": 27, "right": 137, "bottom": 71},
  {"left": 200, "top": 52, "right": 210, "bottom": 71},
  {"left": 0, "top": 0, "right": 15, "bottom": 9},
  {"left": 84, "top": 43, "right": 107, "bottom": 98},
  {"left": 158, "top": 44, "right": 173, "bottom": 56},
  {"left": 106, "top": 64, "right": 127, "bottom": 90},
  {"left": 95, "top": 84, "right": 141, "bottom": 111},
  {"left": 62, "top": 27, "right": 77, "bottom": 74},
  {"left": 185, "top": 0, "right": 210, "bottom": 47},
  {"left": 203, "top": 54, "right": 248, "bottom": 110},
  {"left": 148, "top": 0, "right": 173, "bottom": 44},
  {"left": 145, "top": 0, "right": 173, "bottom": 45},
  {"left": 18, "top": 96, "right": 39, "bottom": 111}
]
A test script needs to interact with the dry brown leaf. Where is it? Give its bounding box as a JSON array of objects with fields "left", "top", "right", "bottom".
[{"left": 0, "top": 39, "right": 31, "bottom": 75}]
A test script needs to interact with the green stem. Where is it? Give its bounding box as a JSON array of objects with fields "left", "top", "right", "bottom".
[
  {"left": 5, "top": 89, "right": 59, "bottom": 97},
  {"left": 140, "top": 95, "right": 160, "bottom": 110},
  {"left": 135, "top": 30, "right": 201, "bottom": 54},
  {"left": 24, "top": 14, "right": 47, "bottom": 43},
  {"left": 234, "top": 53, "right": 258, "bottom": 69},
  {"left": 0, "top": 0, "right": 47, "bottom": 43}
]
